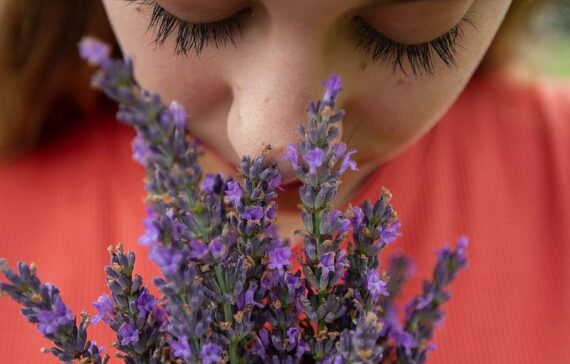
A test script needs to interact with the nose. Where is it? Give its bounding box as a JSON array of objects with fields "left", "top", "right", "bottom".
[{"left": 226, "top": 38, "right": 343, "bottom": 183}]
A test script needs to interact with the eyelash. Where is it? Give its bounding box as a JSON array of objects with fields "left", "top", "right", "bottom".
[
  {"left": 129, "top": 0, "right": 248, "bottom": 56},
  {"left": 135, "top": 0, "right": 472, "bottom": 75},
  {"left": 350, "top": 16, "right": 473, "bottom": 76}
]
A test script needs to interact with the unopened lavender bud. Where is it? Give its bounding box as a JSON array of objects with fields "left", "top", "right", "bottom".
[
  {"left": 169, "top": 100, "right": 187, "bottom": 129},
  {"left": 79, "top": 37, "right": 111, "bottom": 66}
]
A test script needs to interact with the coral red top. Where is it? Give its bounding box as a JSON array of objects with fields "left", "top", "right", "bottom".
[{"left": 1, "top": 71, "right": 569, "bottom": 363}]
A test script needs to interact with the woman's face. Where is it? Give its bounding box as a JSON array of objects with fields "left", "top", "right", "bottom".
[{"left": 102, "top": 0, "right": 511, "bottom": 208}]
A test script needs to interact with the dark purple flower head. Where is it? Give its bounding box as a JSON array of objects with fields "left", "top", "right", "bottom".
[
  {"left": 268, "top": 243, "right": 292, "bottom": 274},
  {"left": 118, "top": 323, "right": 139, "bottom": 346},
  {"left": 92, "top": 294, "right": 114, "bottom": 325},
  {"left": 365, "top": 270, "right": 389, "bottom": 298},
  {"left": 201, "top": 343, "right": 222, "bottom": 364},
  {"left": 79, "top": 37, "right": 110, "bottom": 66},
  {"left": 322, "top": 74, "right": 342, "bottom": 107},
  {"left": 168, "top": 100, "right": 187, "bottom": 129},
  {"left": 303, "top": 148, "right": 325, "bottom": 174},
  {"left": 225, "top": 181, "right": 243, "bottom": 206},
  {"left": 36, "top": 296, "right": 75, "bottom": 335},
  {"left": 282, "top": 144, "right": 299, "bottom": 169}
]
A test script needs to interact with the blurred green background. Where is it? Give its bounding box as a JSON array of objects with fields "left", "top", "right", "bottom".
[{"left": 534, "top": 1, "right": 570, "bottom": 77}]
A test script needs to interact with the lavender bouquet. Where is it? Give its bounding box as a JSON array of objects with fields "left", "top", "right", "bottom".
[{"left": 0, "top": 37, "right": 468, "bottom": 364}]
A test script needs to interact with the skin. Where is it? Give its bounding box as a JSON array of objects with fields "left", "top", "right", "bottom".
[{"left": 102, "top": 0, "right": 512, "bottom": 242}]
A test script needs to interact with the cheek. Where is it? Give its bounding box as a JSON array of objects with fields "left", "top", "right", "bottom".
[
  {"left": 101, "top": 0, "right": 230, "bottom": 138},
  {"left": 348, "top": 78, "right": 461, "bottom": 158}
]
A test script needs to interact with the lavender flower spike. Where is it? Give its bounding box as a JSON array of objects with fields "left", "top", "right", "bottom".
[{"left": 0, "top": 260, "right": 108, "bottom": 363}]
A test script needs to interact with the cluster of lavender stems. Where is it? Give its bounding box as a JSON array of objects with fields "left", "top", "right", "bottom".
[{"left": 0, "top": 37, "right": 468, "bottom": 364}]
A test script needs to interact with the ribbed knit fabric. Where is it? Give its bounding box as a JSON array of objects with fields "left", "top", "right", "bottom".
[{"left": 0, "top": 71, "right": 568, "bottom": 363}]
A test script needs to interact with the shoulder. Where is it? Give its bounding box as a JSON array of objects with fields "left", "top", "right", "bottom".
[{"left": 460, "top": 70, "right": 569, "bottom": 132}]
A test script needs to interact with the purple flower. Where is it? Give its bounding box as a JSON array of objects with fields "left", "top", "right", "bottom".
[
  {"left": 36, "top": 296, "right": 74, "bottom": 335},
  {"left": 282, "top": 144, "right": 299, "bottom": 169},
  {"left": 242, "top": 206, "right": 264, "bottom": 221},
  {"left": 334, "top": 249, "right": 350, "bottom": 272},
  {"left": 380, "top": 219, "right": 402, "bottom": 245},
  {"left": 209, "top": 238, "right": 227, "bottom": 260},
  {"left": 296, "top": 339, "right": 310, "bottom": 359},
  {"left": 225, "top": 181, "right": 243, "bottom": 206},
  {"left": 135, "top": 289, "right": 158, "bottom": 316},
  {"left": 79, "top": 37, "right": 110, "bottom": 66},
  {"left": 330, "top": 142, "right": 347, "bottom": 159},
  {"left": 322, "top": 74, "right": 342, "bottom": 106},
  {"left": 168, "top": 100, "right": 187, "bottom": 129},
  {"left": 87, "top": 341, "right": 105, "bottom": 357},
  {"left": 337, "top": 217, "right": 351, "bottom": 236},
  {"left": 303, "top": 148, "right": 324, "bottom": 174},
  {"left": 201, "top": 343, "right": 222, "bottom": 364},
  {"left": 132, "top": 137, "right": 150, "bottom": 165},
  {"left": 287, "top": 327, "right": 300, "bottom": 345},
  {"left": 319, "top": 252, "right": 335, "bottom": 275},
  {"left": 393, "top": 329, "right": 416, "bottom": 355},
  {"left": 267, "top": 173, "right": 282, "bottom": 191},
  {"left": 365, "top": 270, "right": 388, "bottom": 298},
  {"left": 285, "top": 272, "right": 301, "bottom": 292},
  {"left": 139, "top": 213, "right": 159, "bottom": 246},
  {"left": 201, "top": 173, "right": 218, "bottom": 193},
  {"left": 167, "top": 336, "right": 192, "bottom": 359},
  {"left": 416, "top": 291, "right": 435, "bottom": 310},
  {"left": 118, "top": 323, "right": 139, "bottom": 346},
  {"left": 244, "top": 282, "right": 264, "bottom": 308},
  {"left": 457, "top": 235, "right": 469, "bottom": 254},
  {"left": 189, "top": 240, "right": 209, "bottom": 260},
  {"left": 149, "top": 245, "right": 184, "bottom": 276},
  {"left": 92, "top": 294, "right": 114, "bottom": 325},
  {"left": 265, "top": 205, "right": 277, "bottom": 220},
  {"left": 338, "top": 149, "right": 358, "bottom": 174},
  {"left": 268, "top": 243, "right": 292, "bottom": 274},
  {"left": 351, "top": 206, "right": 364, "bottom": 231},
  {"left": 253, "top": 329, "right": 270, "bottom": 358}
]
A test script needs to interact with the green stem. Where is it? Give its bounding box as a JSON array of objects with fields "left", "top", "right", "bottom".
[
  {"left": 214, "top": 266, "right": 238, "bottom": 364},
  {"left": 312, "top": 210, "right": 321, "bottom": 246}
]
